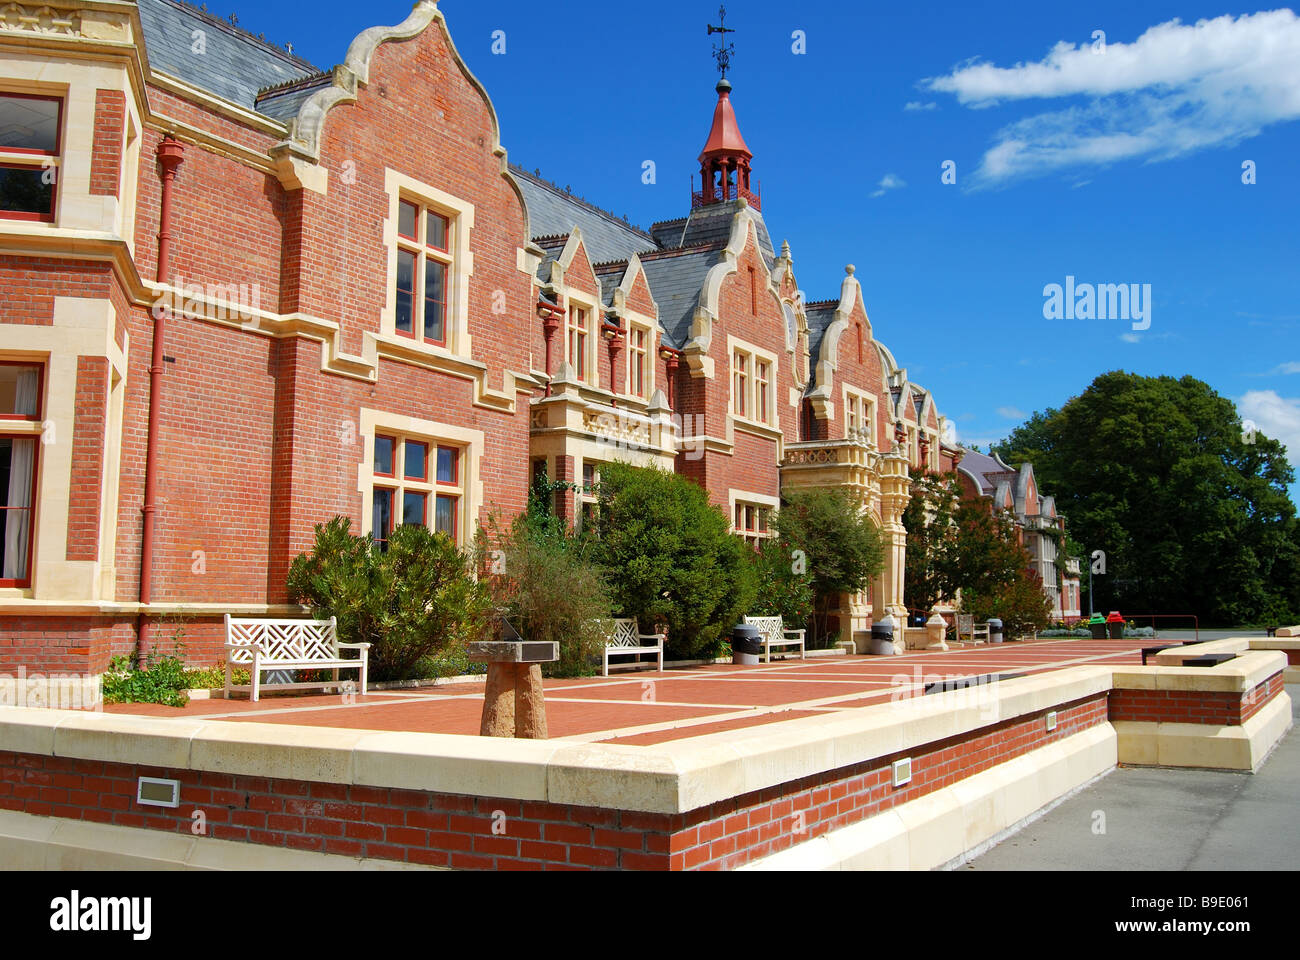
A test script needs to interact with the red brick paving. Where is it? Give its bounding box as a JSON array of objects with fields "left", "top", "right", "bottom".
[{"left": 101, "top": 638, "right": 1143, "bottom": 744}]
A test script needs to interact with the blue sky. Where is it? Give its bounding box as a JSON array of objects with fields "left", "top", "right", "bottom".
[{"left": 236, "top": 1, "right": 1299, "bottom": 496}]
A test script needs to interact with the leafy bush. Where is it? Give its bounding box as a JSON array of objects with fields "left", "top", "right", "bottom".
[
  {"left": 748, "top": 539, "right": 815, "bottom": 631},
  {"left": 1122, "top": 626, "right": 1156, "bottom": 638},
  {"left": 594, "top": 462, "right": 756, "bottom": 660},
  {"left": 287, "top": 517, "right": 495, "bottom": 682},
  {"left": 102, "top": 648, "right": 190, "bottom": 707},
  {"left": 772, "top": 487, "right": 885, "bottom": 646},
  {"left": 484, "top": 507, "right": 613, "bottom": 678},
  {"left": 182, "top": 662, "right": 251, "bottom": 689},
  {"left": 1040, "top": 628, "right": 1090, "bottom": 638}
]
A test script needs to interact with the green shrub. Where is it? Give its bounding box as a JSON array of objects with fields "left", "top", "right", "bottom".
[
  {"left": 594, "top": 462, "right": 756, "bottom": 660},
  {"left": 181, "top": 662, "right": 251, "bottom": 689},
  {"left": 102, "top": 647, "right": 190, "bottom": 707},
  {"left": 484, "top": 508, "right": 613, "bottom": 678},
  {"left": 287, "top": 517, "right": 495, "bottom": 682},
  {"left": 748, "top": 539, "right": 815, "bottom": 631}
]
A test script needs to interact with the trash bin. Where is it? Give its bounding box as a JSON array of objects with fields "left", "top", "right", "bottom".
[
  {"left": 870, "top": 619, "right": 896, "bottom": 656},
  {"left": 731, "top": 624, "right": 762, "bottom": 665},
  {"left": 1088, "top": 614, "right": 1107, "bottom": 639},
  {"left": 988, "top": 617, "right": 1003, "bottom": 644},
  {"left": 1106, "top": 611, "right": 1124, "bottom": 639}
]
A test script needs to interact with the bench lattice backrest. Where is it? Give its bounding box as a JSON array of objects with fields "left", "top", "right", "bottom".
[
  {"left": 744, "top": 616, "right": 785, "bottom": 645},
  {"left": 606, "top": 619, "right": 643, "bottom": 648},
  {"left": 225, "top": 618, "right": 338, "bottom": 664}
]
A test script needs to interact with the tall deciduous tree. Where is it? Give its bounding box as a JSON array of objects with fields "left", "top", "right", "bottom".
[{"left": 993, "top": 371, "right": 1300, "bottom": 624}]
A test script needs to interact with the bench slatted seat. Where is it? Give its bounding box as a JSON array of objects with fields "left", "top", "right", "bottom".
[
  {"left": 956, "top": 614, "right": 988, "bottom": 645},
  {"left": 224, "top": 615, "right": 370, "bottom": 702},
  {"left": 744, "top": 616, "right": 806, "bottom": 662},
  {"left": 602, "top": 619, "right": 665, "bottom": 676}
]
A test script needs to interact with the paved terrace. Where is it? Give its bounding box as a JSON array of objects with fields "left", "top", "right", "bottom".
[{"left": 107, "top": 638, "right": 1144, "bottom": 743}]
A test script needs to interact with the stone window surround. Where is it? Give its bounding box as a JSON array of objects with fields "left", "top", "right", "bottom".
[
  {"left": 357, "top": 409, "right": 484, "bottom": 549},
  {"left": 727, "top": 335, "right": 777, "bottom": 430},
  {"left": 380, "top": 169, "right": 475, "bottom": 361}
]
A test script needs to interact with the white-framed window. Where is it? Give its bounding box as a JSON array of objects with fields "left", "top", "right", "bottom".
[
  {"left": 395, "top": 198, "right": 452, "bottom": 347},
  {"left": 729, "top": 339, "right": 777, "bottom": 427},
  {"left": 370, "top": 432, "right": 466, "bottom": 548}
]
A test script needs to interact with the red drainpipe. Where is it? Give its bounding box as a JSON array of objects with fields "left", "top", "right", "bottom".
[{"left": 137, "top": 136, "right": 185, "bottom": 655}]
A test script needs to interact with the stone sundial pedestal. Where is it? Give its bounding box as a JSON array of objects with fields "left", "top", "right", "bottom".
[{"left": 467, "top": 640, "right": 559, "bottom": 739}]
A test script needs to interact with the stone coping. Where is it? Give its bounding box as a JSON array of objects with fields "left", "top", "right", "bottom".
[
  {"left": 1144, "top": 644, "right": 1289, "bottom": 691},
  {"left": 0, "top": 657, "right": 1284, "bottom": 816}
]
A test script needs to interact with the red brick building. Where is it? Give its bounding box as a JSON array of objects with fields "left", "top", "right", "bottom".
[{"left": 0, "top": 0, "right": 958, "bottom": 674}]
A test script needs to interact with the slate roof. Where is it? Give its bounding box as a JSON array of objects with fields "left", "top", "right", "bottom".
[
  {"left": 650, "top": 201, "right": 775, "bottom": 265},
  {"left": 639, "top": 248, "right": 722, "bottom": 349},
  {"left": 957, "top": 450, "right": 1018, "bottom": 496},
  {"left": 255, "top": 75, "right": 332, "bottom": 124},
  {"left": 137, "top": 0, "right": 319, "bottom": 114},
  {"left": 805, "top": 302, "right": 838, "bottom": 365},
  {"left": 510, "top": 166, "right": 658, "bottom": 267}
]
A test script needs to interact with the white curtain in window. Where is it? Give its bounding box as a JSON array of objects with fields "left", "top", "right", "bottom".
[{"left": 3, "top": 369, "right": 38, "bottom": 580}]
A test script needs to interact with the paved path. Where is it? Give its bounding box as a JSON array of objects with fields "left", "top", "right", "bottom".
[
  {"left": 105, "top": 637, "right": 1143, "bottom": 743},
  {"left": 965, "top": 691, "right": 1299, "bottom": 871}
]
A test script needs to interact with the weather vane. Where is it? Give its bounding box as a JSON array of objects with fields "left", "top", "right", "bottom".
[{"left": 707, "top": 4, "right": 736, "bottom": 79}]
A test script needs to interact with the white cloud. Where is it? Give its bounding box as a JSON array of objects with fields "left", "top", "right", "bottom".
[
  {"left": 996, "top": 406, "right": 1026, "bottom": 419},
  {"left": 1271, "top": 361, "right": 1300, "bottom": 374},
  {"left": 1120, "top": 332, "right": 1142, "bottom": 343},
  {"left": 904, "top": 101, "right": 938, "bottom": 111},
  {"left": 1239, "top": 390, "right": 1300, "bottom": 464},
  {"left": 924, "top": 10, "right": 1300, "bottom": 186},
  {"left": 870, "top": 173, "right": 907, "bottom": 198}
]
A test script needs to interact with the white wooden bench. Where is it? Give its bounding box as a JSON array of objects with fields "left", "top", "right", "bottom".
[
  {"left": 223, "top": 615, "right": 370, "bottom": 702},
  {"left": 744, "top": 616, "right": 806, "bottom": 662},
  {"left": 602, "top": 619, "right": 665, "bottom": 676},
  {"left": 956, "top": 614, "right": 989, "bottom": 645}
]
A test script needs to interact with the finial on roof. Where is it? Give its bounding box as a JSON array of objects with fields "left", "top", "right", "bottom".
[
  {"left": 781, "top": 240, "right": 791, "bottom": 258},
  {"left": 845, "top": 264, "right": 856, "bottom": 276},
  {"left": 228, "top": 13, "right": 238, "bottom": 25},
  {"left": 706, "top": 5, "right": 736, "bottom": 79}
]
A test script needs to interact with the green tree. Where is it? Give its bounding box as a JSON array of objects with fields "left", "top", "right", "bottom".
[
  {"left": 904, "top": 470, "right": 1038, "bottom": 621},
  {"left": 903, "top": 470, "right": 962, "bottom": 614},
  {"left": 287, "top": 517, "right": 495, "bottom": 681},
  {"left": 993, "top": 371, "right": 1300, "bottom": 624},
  {"left": 771, "top": 487, "right": 886, "bottom": 644},
  {"left": 594, "top": 462, "right": 756, "bottom": 660},
  {"left": 749, "top": 538, "right": 815, "bottom": 631}
]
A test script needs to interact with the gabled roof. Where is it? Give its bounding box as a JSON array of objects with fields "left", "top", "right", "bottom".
[
  {"left": 957, "top": 449, "right": 1019, "bottom": 496},
  {"left": 511, "top": 166, "right": 658, "bottom": 266},
  {"left": 137, "top": 0, "right": 319, "bottom": 113}
]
